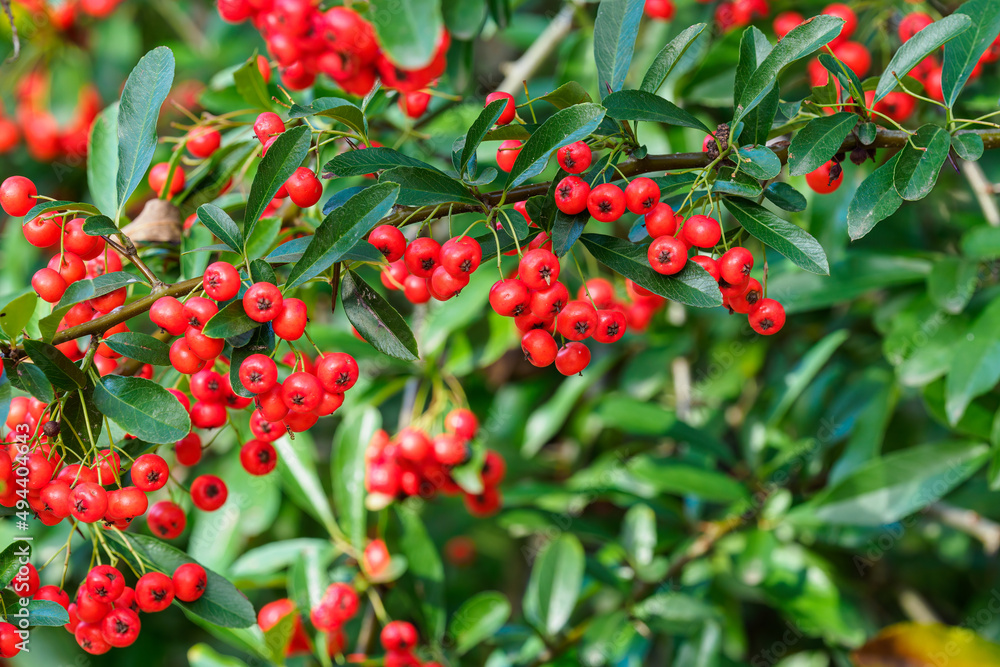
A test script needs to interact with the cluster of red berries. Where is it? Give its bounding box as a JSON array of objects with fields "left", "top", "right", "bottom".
[
  {"left": 216, "top": 0, "right": 449, "bottom": 111},
  {"left": 15, "top": 0, "right": 125, "bottom": 28},
  {"left": 365, "top": 409, "right": 505, "bottom": 517},
  {"left": 373, "top": 225, "right": 483, "bottom": 303}
]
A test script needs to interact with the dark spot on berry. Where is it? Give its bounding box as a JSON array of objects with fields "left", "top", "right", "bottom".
[
  {"left": 758, "top": 317, "right": 774, "bottom": 330},
  {"left": 255, "top": 297, "right": 273, "bottom": 312},
  {"left": 421, "top": 257, "right": 435, "bottom": 270}
]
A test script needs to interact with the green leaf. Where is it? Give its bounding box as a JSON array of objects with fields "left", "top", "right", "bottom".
[
  {"left": 228, "top": 325, "right": 274, "bottom": 399},
  {"left": 946, "top": 297, "right": 1000, "bottom": 424},
  {"left": 0, "top": 542, "right": 26, "bottom": 589},
  {"left": 381, "top": 166, "right": 482, "bottom": 207},
  {"left": 442, "top": 0, "right": 487, "bottom": 40},
  {"left": 735, "top": 145, "right": 781, "bottom": 179},
  {"left": 288, "top": 97, "right": 367, "bottom": 138},
  {"left": 736, "top": 15, "right": 844, "bottom": 122},
  {"left": 579, "top": 234, "right": 722, "bottom": 307},
  {"left": 504, "top": 103, "right": 607, "bottom": 189},
  {"left": 103, "top": 332, "right": 171, "bottom": 365},
  {"left": 629, "top": 456, "right": 748, "bottom": 502},
  {"left": 449, "top": 592, "right": 511, "bottom": 656},
  {"left": 765, "top": 329, "right": 849, "bottom": 425},
  {"left": 874, "top": 14, "right": 973, "bottom": 102},
  {"left": 579, "top": 610, "right": 637, "bottom": 666},
  {"left": 249, "top": 258, "right": 276, "bottom": 285},
  {"left": 723, "top": 198, "right": 829, "bottom": 275},
  {"left": 367, "top": 0, "right": 443, "bottom": 69},
  {"left": 942, "top": 0, "right": 1000, "bottom": 108},
  {"left": 55, "top": 271, "right": 143, "bottom": 310},
  {"left": 712, "top": 167, "right": 763, "bottom": 199},
  {"left": 0, "top": 597, "right": 69, "bottom": 627},
  {"left": 603, "top": 90, "right": 709, "bottom": 132},
  {"left": 539, "top": 82, "right": 593, "bottom": 109},
  {"left": 107, "top": 532, "right": 256, "bottom": 628},
  {"left": 763, "top": 182, "right": 807, "bottom": 212},
  {"left": 197, "top": 204, "right": 244, "bottom": 253},
  {"left": 88, "top": 104, "right": 119, "bottom": 217},
  {"left": 928, "top": 257, "right": 978, "bottom": 314},
  {"left": 61, "top": 386, "right": 102, "bottom": 456},
  {"left": 847, "top": 153, "right": 904, "bottom": 240},
  {"left": 858, "top": 121, "right": 877, "bottom": 145},
  {"left": 82, "top": 214, "right": 121, "bottom": 237},
  {"left": 523, "top": 534, "right": 585, "bottom": 637},
  {"left": 0, "top": 292, "right": 37, "bottom": 338},
  {"left": 273, "top": 433, "right": 339, "bottom": 533},
  {"left": 229, "top": 538, "right": 334, "bottom": 578},
  {"left": 333, "top": 407, "right": 380, "bottom": 550},
  {"left": 266, "top": 235, "right": 382, "bottom": 264},
  {"left": 461, "top": 99, "right": 507, "bottom": 176},
  {"left": 734, "top": 26, "right": 779, "bottom": 147},
  {"left": 20, "top": 200, "right": 100, "bottom": 224},
  {"left": 787, "top": 112, "right": 857, "bottom": 176},
  {"left": 245, "top": 215, "right": 282, "bottom": 261},
  {"left": 396, "top": 506, "right": 446, "bottom": 640},
  {"left": 961, "top": 225, "right": 1000, "bottom": 260},
  {"left": 640, "top": 23, "right": 708, "bottom": 93},
  {"left": 893, "top": 124, "right": 951, "bottom": 201},
  {"left": 233, "top": 55, "right": 272, "bottom": 111},
  {"left": 203, "top": 300, "right": 259, "bottom": 340},
  {"left": 552, "top": 210, "right": 589, "bottom": 257},
  {"left": 789, "top": 441, "right": 989, "bottom": 526},
  {"left": 188, "top": 643, "right": 250, "bottom": 667},
  {"left": 23, "top": 340, "right": 87, "bottom": 391},
  {"left": 340, "top": 270, "right": 418, "bottom": 361},
  {"left": 818, "top": 52, "right": 865, "bottom": 105},
  {"left": 953, "top": 132, "right": 985, "bottom": 161},
  {"left": 285, "top": 182, "right": 399, "bottom": 290},
  {"left": 621, "top": 504, "right": 656, "bottom": 567},
  {"left": 593, "top": 0, "right": 644, "bottom": 97},
  {"left": 116, "top": 47, "right": 176, "bottom": 213},
  {"left": 93, "top": 375, "right": 191, "bottom": 444},
  {"left": 322, "top": 147, "right": 431, "bottom": 178},
  {"left": 8, "top": 361, "right": 54, "bottom": 403},
  {"left": 244, "top": 125, "right": 311, "bottom": 243}
]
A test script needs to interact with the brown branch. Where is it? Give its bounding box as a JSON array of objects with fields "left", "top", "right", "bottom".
[
  {"left": 102, "top": 236, "right": 165, "bottom": 289},
  {"left": 1, "top": 0, "right": 19, "bottom": 63}
]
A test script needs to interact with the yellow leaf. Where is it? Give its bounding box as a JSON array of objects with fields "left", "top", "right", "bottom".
[{"left": 852, "top": 623, "right": 1000, "bottom": 667}]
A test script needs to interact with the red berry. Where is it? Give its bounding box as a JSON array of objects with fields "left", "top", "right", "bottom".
[
  {"left": 70, "top": 483, "right": 107, "bottom": 523},
  {"left": 445, "top": 408, "right": 478, "bottom": 440},
  {"left": 555, "top": 175, "right": 590, "bottom": 214},
  {"left": 187, "top": 127, "right": 222, "bottom": 158},
  {"left": 150, "top": 296, "right": 187, "bottom": 335},
  {"left": 135, "top": 572, "right": 175, "bottom": 612},
  {"left": 101, "top": 607, "right": 140, "bottom": 647},
  {"left": 822, "top": 3, "right": 857, "bottom": 43},
  {"left": 593, "top": 309, "right": 627, "bottom": 343},
  {"left": 33, "top": 585, "right": 70, "bottom": 610},
  {"left": 172, "top": 563, "right": 208, "bottom": 602},
  {"left": 440, "top": 236, "right": 482, "bottom": 277},
  {"left": 645, "top": 0, "right": 675, "bottom": 20},
  {"left": 175, "top": 432, "right": 203, "bottom": 466},
  {"left": 556, "top": 141, "right": 592, "bottom": 174},
  {"left": 191, "top": 475, "right": 228, "bottom": 511},
  {"left": 203, "top": 261, "right": 242, "bottom": 301},
  {"left": 530, "top": 281, "right": 569, "bottom": 319},
  {"left": 75, "top": 621, "right": 111, "bottom": 655},
  {"left": 285, "top": 167, "right": 323, "bottom": 208},
  {"left": 719, "top": 247, "right": 753, "bottom": 285},
  {"left": 404, "top": 237, "right": 441, "bottom": 278},
  {"left": 32, "top": 268, "right": 67, "bottom": 303},
  {"left": 555, "top": 342, "right": 591, "bottom": 375},
  {"left": 464, "top": 487, "right": 502, "bottom": 516},
  {"left": 183, "top": 296, "right": 218, "bottom": 329},
  {"left": 316, "top": 352, "right": 359, "bottom": 393},
  {"left": 169, "top": 339, "right": 206, "bottom": 375},
  {"left": 518, "top": 249, "right": 560, "bottom": 290},
  {"left": 429, "top": 265, "right": 468, "bottom": 300},
  {"left": 363, "top": 539, "right": 391, "bottom": 577},
  {"left": 272, "top": 297, "right": 308, "bottom": 340},
  {"left": 23, "top": 216, "right": 61, "bottom": 247},
  {"left": 86, "top": 565, "right": 125, "bottom": 603},
  {"left": 185, "top": 326, "right": 225, "bottom": 361},
  {"left": 148, "top": 162, "right": 185, "bottom": 197},
  {"left": 240, "top": 354, "right": 278, "bottom": 394},
  {"left": 624, "top": 177, "right": 660, "bottom": 215},
  {"left": 369, "top": 224, "right": 406, "bottom": 262},
  {"left": 190, "top": 400, "right": 227, "bottom": 429},
  {"left": 521, "top": 329, "right": 558, "bottom": 367},
  {"left": 681, "top": 215, "right": 721, "bottom": 249},
  {"left": 240, "top": 439, "right": 278, "bottom": 476},
  {"left": 690, "top": 255, "right": 720, "bottom": 281},
  {"left": 147, "top": 500, "right": 186, "bottom": 539},
  {"left": 48, "top": 251, "right": 86, "bottom": 283},
  {"left": 496, "top": 140, "right": 522, "bottom": 173},
  {"left": 899, "top": 12, "right": 933, "bottom": 42},
  {"left": 556, "top": 300, "right": 597, "bottom": 341},
  {"left": 89, "top": 287, "right": 126, "bottom": 314},
  {"left": 749, "top": 298, "right": 786, "bottom": 335},
  {"left": 587, "top": 183, "right": 626, "bottom": 222},
  {"left": 64, "top": 217, "right": 105, "bottom": 259},
  {"left": 0, "top": 176, "right": 37, "bottom": 216},
  {"left": 648, "top": 235, "right": 687, "bottom": 275},
  {"left": 489, "top": 279, "right": 530, "bottom": 317},
  {"left": 243, "top": 282, "right": 283, "bottom": 322},
  {"left": 399, "top": 90, "right": 431, "bottom": 118},
  {"left": 772, "top": 11, "right": 802, "bottom": 38},
  {"left": 190, "top": 369, "right": 226, "bottom": 403},
  {"left": 481, "top": 450, "right": 506, "bottom": 485},
  {"left": 403, "top": 275, "right": 431, "bottom": 303},
  {"left": 806, "top": 161, "right": 843, "bottom": 194},
  {"left": 832, "top": 40, "right": 871, "bottom": 78},
  {"left": 282, "top": 372, "right": 323, "bottom": 413},
  {"left": 380, "top": 621, "right": 418, "bottom": 652},
  {"left": 254, "top": 112, "right": 285, "bottom": 143},
  {"left": 485, "top": 91, "right": 516, "bottom": 125}
]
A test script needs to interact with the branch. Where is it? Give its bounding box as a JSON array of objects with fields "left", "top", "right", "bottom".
[
  {"left": 1, "top": 0, "right": 19, "bottom": 63},
  {"left": 380, "top": 127, "right": 1000, "bottom": 229}
]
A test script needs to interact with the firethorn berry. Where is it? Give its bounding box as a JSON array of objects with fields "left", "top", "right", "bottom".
[
  {"left": 147, "top": 500, "right": 186, "bottom": 539},
  {"left": 496, "top": 140, "right": 522, "bottom": 173},
  {"left": 191, "top": 401, "right": 227, "bottom": 429},
  {"left": 272, "top": 298, "right": 308, "bottom": 340},
  {"left": 648, "top": 235, "right": 688, "bottom": 275},
  {"left": 86, "top": 565, "right": 125, "bottom": 603},
  {"left": 106, "top": 487, "right": 148, "bottom": 521},
  {"left": 150, "top": 296, "right": 187, "bottom": 335},
  {"left": 317, "top": 390, "right": 345, "bottom": 417},
  {"left": 555, "top": 175, "right": 591, "bottom": 214},
  {"left": 240, "top": 439, "right": 278, "bottom": 476},
  {"left": 556, "top": 300, "right": 597, "bottom": 341},
  {"left": 719, "top": 247, "right": 753, "bottom": 285},
  {"left": 519, "top": 249, "right": 561, "bottom": 290},
  {"left": 515, "top": 312, "right": 552, "bottom": 333},
  {"left": 369, "top": 224, "right": 406, "bottom": 262},
  {"left": 730, "top": 277, "right": 763, "bottom": 314},
  {"left": 101, "top": 608, "right": 141, "bottom": 648},
  {"left": 90, "top": 287, "right": 126, "bottom": 314},
  {"left": 691, "top": 256, "right": 720, "bottom": 281},
  {"left": 34, "top": 585, "right": 70, "bottom": 610},
  {"left": 282, "top": 372, "right": 323, "bottom": 413},
  {"left": 869, "top": 91, "right": 916, "bottom": 124},
  {"left": 489, "top": 279, "right": 530, "bottom": 317},
  {"left": 445, "top": 408, "right": 478, "bottom": 440},
  {"left": 806, "top": 160, "right": 843, "bottom": 194},
  {"left": 202, "top": 261, "right": 242, "bottom": 301},
  {"left": 243, "top": 282, "right": 283, "bottom": 322},
  {"left": 135, "top": 572, "right": 175, "bottom": 612},
  {"left": 240, "top": 354, "right": 279, "bottom": 394},
  {"left": 485, "top": 91, "right": 516, "bottom": 125},
  {"left": 253, "top": 112, "right": 285, "bottom": 143},
  {"left": 530, "top": 281, "right": 569, "bottom": 319},
  {"left": 363, "top": 539, "right": 391, "bottom": 577},
  {"left": 70, "top": 483, "right": 108, "bottom": 523},
  {"left": 402, "top": 275, "right": 429, "bottom": 303},
  {"left": 187, "top": 127, "right": 222, "bottom": 158},
  {"left": 12, "top": 563, "right": 39, "bottom": 597},
  {"left": 522, "top": 329, "right": 558, "bottom": 366},
  {"left": 593, "top": 309, "right": 627, "bottom": 344},
  {"left": 0, "top": 175, "right": 37, "bottom": 216},
  {"left": 625, "top": 177, "right": 661, "bottom": 215},
  {"left": 257, "top": 384, "right": 290, "bottom": 422},
  {"left": 899, "top": 12, "right": 933, "bottom": 42},
  {"left": 587, "top": 183, "right": 626, "bottom": 222},
  {"left": 720, "top": 276, "right": 751, "bottom": 301},
  {"left": 441, "top": 236, "right": 482, "bottom": 276},
  {"left": 64, "top": 218, "right": 104, "bottom": 259},
  {"left": 749, "top": 298, "right": 786, "bottom": 335},
  {"left": 682, "top": 215, "right": 722, "bottom": 249},
  {"left": 75, "top": 622, "right": 111, "bottom": 655},
  {"left": 429, "top": 265, "right": 469, "bottom": 300},
  {"left": 175, "top": 432, "right": 204, "bottom": 466},
  {"left": 75, "top": 588, "right": 111, "bottom": 623},
  {"left": 403, "top": 237, "right": 441, "bottom": 278},
  {"left": 644, "top": 0, "right": 674, "bottom": 20},
  {"left": 170, "top": 563, "right": 208, "bottom": 604},
  {"left": 49, "top": 251, "right": 86, "bottom": 283},
  {"left": 833, "top": 41, "right": 871, "bottom": 77},
  {"left": 317, "top": 352, "right": 359, "bottom": 393},
  {"left": 311, "top": 583, "right": 360, "bottom": 630},
  {"left": 481, "top": 450, "right": 506, "bottom": 486},
  {"left": 41, "top": 483, "right": 72, "bottom": 517},
  {"left": 185, "top": 326, "right": 226, "bottom": 361},
  {"left": 23, "top": 216, "right": 61, "bottom": 248},
  {"left": 555, "top": 342, "right": 591, "bottom": 376},
  {"left": 381, "top": 621, "right": 418, "bottom": 652},
  {"left": 556, "top": 141, "right": 592, "bottom": 174},
  {"left": 381, "top": 261, "right": 408, "bottom": 290},
  {"left": 183, "top": 296, "right": 218, "bottom": 329},
  {"left": 772, "top": 10, "right": 802, "bottom": 37},
  {"left": 465, "top": 486, "right": 503, "bottom": 516},
  {"left": 822, "top": 3, "right": 857, "bottom": 43},
  {"left": 32, "top": 268, "right": 68, "bottom": 303},
  {"left": 399, "top": 90, "right": 431, "bottom": 118},
  {"left": 285, "top": 167, "right": 323, "bottom": 208},
  {"left": 190, "top": 369, "right": 225, "bottom": 403},
  {"left": 148, "top": 162, "right": 185, "bottom": 196}
]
